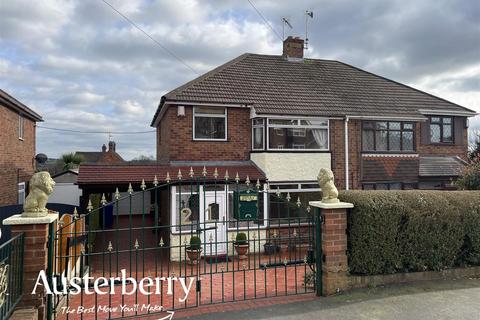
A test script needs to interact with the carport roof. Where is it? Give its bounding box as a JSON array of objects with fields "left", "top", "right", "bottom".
[{"left": 77, "top": 162, "right": 266, "bottom": 185}]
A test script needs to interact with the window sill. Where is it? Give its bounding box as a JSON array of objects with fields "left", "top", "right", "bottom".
[
  {"left": 18, "top": 137, "right": 24, "bottom": 141},
  {"left": 427, "top": 142, "right": 455, "bottom": 146},
  {"left": 361, "top": 151, "right": 416, "bottom": 154},
  {"left": 192, "top": 138, "right": 228, "bottom": 142},
  {"left": 250, "top": 150, "right": 330, "bottom": 153}
]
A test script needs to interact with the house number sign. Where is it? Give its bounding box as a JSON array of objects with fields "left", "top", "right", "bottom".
[{"left": 0, "top": 263, "right": 9, "bottom": 308}]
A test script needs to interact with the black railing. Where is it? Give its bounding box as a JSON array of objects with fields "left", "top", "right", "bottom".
[{"left": 0, "top": 233, "right": 24, "bottom": 320}]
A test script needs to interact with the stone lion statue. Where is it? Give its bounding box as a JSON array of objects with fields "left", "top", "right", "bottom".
[
  {"left": 23, "top": 171, "right": 55, "bottom": 217},
  {"left": 317, "top": 168, "right": 339, "bottom": 203}
]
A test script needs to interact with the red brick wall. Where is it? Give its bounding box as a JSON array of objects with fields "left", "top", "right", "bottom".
[
  {"left": 156, "top": 106, "right": 251, "bottom": 161},
  {"left": 157, "top": 116, "right": 170, "bottom": 161},
  {"left": 156, "top": 110, "right": 469, "bottom": 189},
  {"left": 330, "top": 119, "right": 361, "bottom": 190},
  {"left": 0, "top": 106, "right": 36, "bottom": 205}
]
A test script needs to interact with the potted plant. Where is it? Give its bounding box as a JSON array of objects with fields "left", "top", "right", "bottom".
[
  {"left": 186, "top": 236, "right": 202, "bottom": 264},
  {"left": 234, "top": 232, "right": 249, "bottom": 260},
  {"left": 264, "top": 231, "right": 281, "bottom": 255},
  {"left": 263, "top": 242, "right": 276, "bottom": 255}
]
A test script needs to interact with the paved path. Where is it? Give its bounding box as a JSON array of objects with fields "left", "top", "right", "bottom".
[{"left": 181, "top": 278, "right": 480, "bottom": 320}]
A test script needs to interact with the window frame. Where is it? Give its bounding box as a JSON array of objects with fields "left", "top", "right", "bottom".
[
  {"left": 267, "top": 183, "right": 321, "bottom": 226},
  {"left": 18, "top": 182, "right": 26, "bottom": 204},
  {"left": 265, "top": 118, "right": 329, "bottom": 151},
  {"left": 429, "top": 116, "right": 454, "bottom": 144},
  {"left": 361, "top": 120, "right": 415, "bottom": 152},
  {"left": 252, "top": 118, "right": 265, "bottom": 150},
  {"left": 18, "top": 114, "right": 25, "bottom": 140},
  {"left": 192, "top": 107, "right": 228, "bottom": 141}
]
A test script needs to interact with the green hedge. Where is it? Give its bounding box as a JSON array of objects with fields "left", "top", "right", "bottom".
[{"left": 339, "top": 190, "right": 480, "bottom": 275}]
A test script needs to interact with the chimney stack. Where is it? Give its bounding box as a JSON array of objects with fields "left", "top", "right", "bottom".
[
  {"left": 108, "top": 141, "right": 116, "bottom": 152},
  {"left": 282, "top": 36, "right": 304, "bottom": 60}
]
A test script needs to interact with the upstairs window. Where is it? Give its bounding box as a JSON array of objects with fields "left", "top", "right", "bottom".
[
  {"left": 193, "top": 107, "right": 227, "bottom": 141},
  {"left": 252, "top": 119, "right": 264, "bottom": 150},
  {"left": 19, "top": 114, "right": 25, "bottom": 140},
  {"left": 429, "top": 116, "right": 453, "bottom": 143},
  {"left": 362, "top": 121, "right": 414, "bottom": 152},
  {"left": 267, "top": 118, "right": 329, "bottom": 150}
]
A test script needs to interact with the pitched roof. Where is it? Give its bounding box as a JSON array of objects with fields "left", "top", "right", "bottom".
[
  {"left": 75, "top": 151, "right": 124, "bottom": 164},
  {"left": 77, "top": 162, "right": 265, "bottom": 185},
  {"left": 151, "top": 54, "right": 476, "bottom": 125},
  {"left": 75, "top": 152, "right": 103, "bottom": 163},
  {"left": 419, "top": 156, "right": 466, "bottom": 177},
  {"left": 0, "top": 89, "right": 43, "bottom": 121}
]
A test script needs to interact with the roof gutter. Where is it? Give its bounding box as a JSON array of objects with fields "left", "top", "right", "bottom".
[
  {"left": 418, "top": 109, "right": 478, "bottom": 117},
  {"left": 347, "top": 115, "right": 428, "bottom": 121},
  {"left": 0, "top": 95, "right": 43, "bottom": 122}
]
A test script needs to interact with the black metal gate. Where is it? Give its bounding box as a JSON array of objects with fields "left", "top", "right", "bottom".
[{"left": 47, "top": 173, "right": 320, "bottom": 319}]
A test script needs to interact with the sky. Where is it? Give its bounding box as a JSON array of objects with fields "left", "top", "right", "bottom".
[{"left": 0, "top": 0, "right": 479, "bottom": 160}]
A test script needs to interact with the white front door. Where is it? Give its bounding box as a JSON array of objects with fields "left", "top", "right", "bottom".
[{"left": 200, "top": 192, "right": 227, "bottom": 256}]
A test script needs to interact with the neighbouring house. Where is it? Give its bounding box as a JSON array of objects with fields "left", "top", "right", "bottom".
[
  {"left": 0, "top": 89, "right": 43, "bottom": 206},
  {"left": 77, "top": 36, "right": 477, "bottom": 260},
  {"left": 49, "top": 169, "right": 82, "bottom": 206},
  {"left": 75, "top": 141, "right": 125, "bottom": 164}
]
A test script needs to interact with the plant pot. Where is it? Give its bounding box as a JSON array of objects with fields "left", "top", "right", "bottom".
[
  {"left": 264, "top": 243, "right": 276, "bottom": 255},
  {"left": 234, "top": 244, "right": 249, "bottom": 260},
  {"left": 186, "top": 248, "right": 202, "bottom": 264}
]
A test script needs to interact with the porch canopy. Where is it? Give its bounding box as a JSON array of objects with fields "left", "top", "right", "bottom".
[{"left": 419, "top": 156, "right": 466, "bottom": 178}]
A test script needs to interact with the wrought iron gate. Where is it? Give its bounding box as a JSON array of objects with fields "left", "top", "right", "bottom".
[{"left": 47, "top": 172, "right": 320, "bottom": 319}]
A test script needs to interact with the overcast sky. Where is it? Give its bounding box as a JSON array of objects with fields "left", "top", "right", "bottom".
[{"left": 1, "top": 0, "right": 479, "bottom": 160}]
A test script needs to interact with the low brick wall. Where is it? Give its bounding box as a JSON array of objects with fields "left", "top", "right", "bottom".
[{"left": 349, "top": 266, "right": 480, "bottom": 289}]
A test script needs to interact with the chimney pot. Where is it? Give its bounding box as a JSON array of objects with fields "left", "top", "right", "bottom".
[
  {"left": 102, "top": 144, "right": 107, "bottom": 152},
  {"left": 108, "top": 141, "right": 116, "bottom": 152},
  {"left": 282, "top": 36, "right": 304, "bottom": 59}
]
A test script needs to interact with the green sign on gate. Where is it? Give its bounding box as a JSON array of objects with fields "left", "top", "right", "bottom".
[{"left": 234, "top": 189, "right": 259, "bottom": 221}]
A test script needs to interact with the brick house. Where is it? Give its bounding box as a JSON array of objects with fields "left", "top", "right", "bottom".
[
  {"left": 151, "top": 37, "right": 476, "bottom": 190},
  {"left": 77, "top": 37, "right": 476, "bottom": 258},
  {"left": 0, "top": 89, "right": 43, "bottom": 206},
  {"left": 75, "top": 141, "right": 125, "bottom": 164}
]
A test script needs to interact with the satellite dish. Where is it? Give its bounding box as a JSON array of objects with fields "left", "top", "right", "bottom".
[{"left": 35, "top": 153, "right": 48, "bottom": 164}]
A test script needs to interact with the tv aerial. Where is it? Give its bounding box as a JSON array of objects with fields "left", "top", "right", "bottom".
[
  {"left": 305, "top": 10, "right": 313, "bottom": 50},
  {"left": 282, "top": 17, "right": 292, "bottom": 40}
]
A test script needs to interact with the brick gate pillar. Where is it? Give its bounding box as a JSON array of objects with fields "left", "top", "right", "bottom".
[
  {"left": 3, "top": 212, "right": 58, "bottom": 320},
  {"left": 309, "top": 201, "right": 353, "bottom": 296}
]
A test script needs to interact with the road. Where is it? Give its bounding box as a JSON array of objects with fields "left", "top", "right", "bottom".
[{"left": 182, "top": 278, "right": 480, "bottom": 320}]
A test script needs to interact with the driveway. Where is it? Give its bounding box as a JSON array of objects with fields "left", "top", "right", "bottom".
[{"left": 181, "top": 278, "right": 480, "bottom": 320}]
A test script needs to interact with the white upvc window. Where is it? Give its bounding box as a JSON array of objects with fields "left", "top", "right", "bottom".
[
  {"left": 252, "top": 118, "right": 264, "bottom": 150},
  {"left": 19, "top": 114, "right": 25, "bottom": 140},
  {"left": 18, "top": 182, "right": 26, "bottom": 204},
  {"left": 193, "top": 107, "right": 227, "bottom": 141},
  {"left": 266, "top": 118, "right": 329, "bottom": 151},
  {"left": 267, "top": 182, "right": 321, "bottom": 225}
]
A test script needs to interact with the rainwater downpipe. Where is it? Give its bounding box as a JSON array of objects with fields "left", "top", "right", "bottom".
[{"left": 344, "top": 116, "right": 349, "bottom": 190}]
